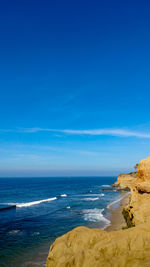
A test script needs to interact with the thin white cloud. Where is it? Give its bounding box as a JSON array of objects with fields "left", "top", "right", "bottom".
[{"left": 11, "top": 127, "right": 150, "bottom": 138}]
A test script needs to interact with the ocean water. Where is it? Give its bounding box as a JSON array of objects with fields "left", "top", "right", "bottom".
[{"left": 0, "top": 177, "right": 123, "bottom": 267}]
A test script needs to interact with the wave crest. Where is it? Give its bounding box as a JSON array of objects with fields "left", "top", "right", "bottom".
[
  {"left": 82, "top": 208, "right": 110, "bottom": 226},
  {"left": 83, "top": 197, "right": 99, "bottom": 201},
  {"left": 8, "top": 197, "right": 57, "bottom": 208}
]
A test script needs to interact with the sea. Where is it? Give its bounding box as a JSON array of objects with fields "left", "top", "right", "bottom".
[{"left": 0, "top": 177, "right": 124, "bottom": 267}]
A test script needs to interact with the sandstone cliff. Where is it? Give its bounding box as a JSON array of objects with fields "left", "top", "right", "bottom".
[
  {"left": 46, "top": 156, "right": 150, "bottom": 267},
  {"left": 113, "top": 173, "right": 135, "bottom": 190}
]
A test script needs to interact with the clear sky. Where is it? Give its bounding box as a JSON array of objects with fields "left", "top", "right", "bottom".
[{"left": 0, "top": 0, "right": 150, "bottom": 177}]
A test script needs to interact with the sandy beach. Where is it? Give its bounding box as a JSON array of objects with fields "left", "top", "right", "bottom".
[{"left": 106, "top": 192, "right": 130, "bottom": 231}]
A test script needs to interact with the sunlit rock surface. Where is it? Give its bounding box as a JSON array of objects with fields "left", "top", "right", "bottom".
[
  {"left": 137, "top": 156, "right": 150, "bottom": 182},
  {"left": 113, "top": 173, "right": 135, "bottom": 190},
  {"left": 46, "top": 156, "right": 150, "bottom": 267}
]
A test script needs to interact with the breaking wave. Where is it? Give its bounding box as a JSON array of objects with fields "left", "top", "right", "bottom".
[
  {"left": 81, "top": 193, "right": 104, "bottom": 197},
  {"left": 107, "top": 192, "right": 130, "bottom": 209},
  {"left": 82, "top": 208, "right": 110, "bottom": 226},
  {"left": 83, "top": 197, "right": 99, "bottom": 201},
  {"left": 8, "top": 230, "right": 21, "bottom": 235},
  {"left": 8, "top": 197, "right": 57, "bottom": 208}
]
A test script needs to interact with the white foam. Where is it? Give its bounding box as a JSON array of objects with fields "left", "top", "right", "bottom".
[
  {"left": 66, "top": 206, "right": 70, "bottom": 209},
  {"left": 9, "top": 230, "right": 21, "bottom": 235},
  {"left": 107, "top": 197, "right": 122, "bottom": 209},
  {"left": 8, "top": 197, "right": 57, "bottom": 208},
  {"left": 82, "top": 208, "right": 110, "bottom": 226},
  {"left": 83, "top": 197, "right": 99, "bottom": 201},
  {"left": 107, "top": 192, "right": 130, "bottom": 209},
  {"left": 101, "top": 185, "right": 111, "bottom": 188},
  {"left": 32, "top": 232, "right": 40, "bottom": 236},
  {"left": 82, "top": 194, "right": 104, "bottom": 197},
  {"left": 61, "top": 194, "right": 67, "bottom": 197}
]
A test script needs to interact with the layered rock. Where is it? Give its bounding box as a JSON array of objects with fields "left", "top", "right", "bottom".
[
  {"left": 46, "top": 156, "right": 150, "bottom": 267},
  {"left": 113, "top": 173, "right": 135, "bottom": 190},
  {"left": 123, "top": 157, "right": 150, "bottom": 226}
]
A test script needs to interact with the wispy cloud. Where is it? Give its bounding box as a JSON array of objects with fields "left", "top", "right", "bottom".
[
  {"left": 1, "top": 127, "right": 150, "bottom": 138},
  {"left": 55, "top": 129, "right": 150, "bottom": 138}
]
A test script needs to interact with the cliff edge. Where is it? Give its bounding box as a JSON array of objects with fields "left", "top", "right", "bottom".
[{"left": 46, "top": 156, "right": 150, "bottom": 267}]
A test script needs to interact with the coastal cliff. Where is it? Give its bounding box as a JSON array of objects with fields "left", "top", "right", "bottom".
[
  {"left": 112, "top": 173, "right": 135, "bottom": 190},
  {"left": 46, "top": 156, "right": 150, "bottom": 267}
]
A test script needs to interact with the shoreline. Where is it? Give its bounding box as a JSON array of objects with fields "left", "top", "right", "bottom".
[
  {"left": 47, "top": 157, "right": 150, "bottom": 266},
  {"left": 106, "top": 192, "right": 130, "bottom": 231}
]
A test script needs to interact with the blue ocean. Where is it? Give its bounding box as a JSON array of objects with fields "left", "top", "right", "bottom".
[{"left": 0, "top": 177, "right": 122, "bottom": 267}]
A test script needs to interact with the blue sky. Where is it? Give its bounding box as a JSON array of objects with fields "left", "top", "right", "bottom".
[{"left": 0, "top": 0, "right": 150, "bottom": 176}]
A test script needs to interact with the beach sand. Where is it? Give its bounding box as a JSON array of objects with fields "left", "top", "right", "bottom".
[{"left": 106, "top": 193, "right": 130, "bottom": 231}]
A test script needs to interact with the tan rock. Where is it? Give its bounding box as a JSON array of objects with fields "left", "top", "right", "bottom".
[
  {"left": 124, "top": 189, "right": 150, "bottom": 225},
  {"left": 137, "top": 156, "right": 150, "bottom": 181},
  {"left": 113, "top": 174, "right": 135, "bottom": 190},
  {"left": 46, "top": 224, "right": 150, "bottom": 267},
  {"left": 46, "top": 156, "right": 150, "bottom": 267},
  {"left": 134, "top": 156, "right": 150, "bottom": 193},
  {"left": 135, "top": 182, "right": 150, "bottom": 193}
]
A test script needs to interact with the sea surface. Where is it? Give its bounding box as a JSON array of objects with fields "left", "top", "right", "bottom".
[{"left": 0, "top": 177, "right": 123, "bottom": 267}]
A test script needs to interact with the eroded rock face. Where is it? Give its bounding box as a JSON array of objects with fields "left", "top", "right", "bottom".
[
  {"left": 137, "top": 156, "right": 150, "bottom": 182},
  {"left": 46, "top": 224, "right": 150, "bottom": 267},
  {"left": 135, "top": 156, "right": 150, "bottom": 194},
  {"left": 135, "top": 182, "right": 150, "bottom": 193},
  {"left": 46, "top": 156, "right": 150, "bottom": 267},
  {"left": 122, "top": 157, "right": 150, "bottom": 226},
  {"left": 113, "top": 174, "right": 135, "bottom": 190}
]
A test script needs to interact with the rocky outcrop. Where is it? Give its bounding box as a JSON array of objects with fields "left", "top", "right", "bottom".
[
  {"left": 46, "top": 156, "right": 150, "bottom": 267},
  {"left": 135, "top": 157, "right": 150, "bottom": 193},
  {"left": 135, "top": 182, "right": 150, "bottom": 193},
  {"left": 46, "top": 223, "right": 150, "bottom": 267},
  {"left": 136, "top": 156, "right": 150, "bottom": 182},
  {"left": 113, "top": 173, "right": 135, "bottom": 190},
  {"left": 122, "top": 157, "right": 150, "bottom": 226}
]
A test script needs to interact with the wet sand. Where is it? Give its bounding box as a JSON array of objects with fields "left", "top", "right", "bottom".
[{"left": 106, "top": 193, "right": 130, "bottom": 231}]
